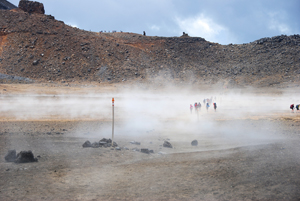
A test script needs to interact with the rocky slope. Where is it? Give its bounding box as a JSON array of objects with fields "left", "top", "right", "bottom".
[{"left": 0, "top": 5, "right": 299, "bottom": 87}]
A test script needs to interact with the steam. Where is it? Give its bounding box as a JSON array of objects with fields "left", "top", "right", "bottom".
[{"left": 0, "top": 85, "right": 297, "bottom": 152}]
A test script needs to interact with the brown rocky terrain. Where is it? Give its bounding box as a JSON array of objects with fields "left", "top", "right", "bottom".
[{"left": 0, "top": 1, "right": 299, "bottom": 87}]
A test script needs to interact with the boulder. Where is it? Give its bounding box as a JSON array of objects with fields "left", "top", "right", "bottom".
[
  {"left": 4, "top": 150, "right": 17, "bottom": 162},
  {"left": 99, "top": 141, "right": 108, "bottom": 147},
  {"left": 91, "top": 142, "right": 100, "bottom": 148},
  {"left": 130, "top": 141, "right": 141, "bottom": 145},
  {"left": 191, "top": 140, "right": 198, "bottom": 146},
  {"left": 99, "top": 138, "right": 112, "bottom": 144},
  {"left": 112, "top": 141, "right": 118, "bottom": 147},
  {"left": 141, "top": 148, "right": 150, "bottom": 154},
  {"left": 163, "top": 141, "right": 172, "bottom": 148},
  {"left": 82, "top": 140, "right": 92, "bottom": 148},
  {"left": 18, "top": 0, "right": 45, "bottom": 14},
  {"left": 99, "top": 138, "right": 118, "bottom": 147},
  {"left": 15, "top": 150, "right": 38, "bottom": 163}
]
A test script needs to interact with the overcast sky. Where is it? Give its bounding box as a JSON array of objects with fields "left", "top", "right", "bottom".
[{"left": 10, "top": 0, "right": 300, "bottom": 44}]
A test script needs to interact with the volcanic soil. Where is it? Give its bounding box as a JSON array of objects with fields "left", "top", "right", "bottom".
[{"left": 0, "top": 84, "right": 300, "bottom": 201}]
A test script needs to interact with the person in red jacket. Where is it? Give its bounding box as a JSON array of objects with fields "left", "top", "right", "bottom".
[{"left": 290, "top": 104, "right": 294, "bottom": 112}]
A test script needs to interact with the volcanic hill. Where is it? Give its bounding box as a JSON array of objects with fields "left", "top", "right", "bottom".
[{"left": 0, "top": 1, "right": 300, "bottom": 87}]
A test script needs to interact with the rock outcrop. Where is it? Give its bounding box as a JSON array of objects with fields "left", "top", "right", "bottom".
[{"left": 18, "top": 0, "right": 45, "bottom": 14}]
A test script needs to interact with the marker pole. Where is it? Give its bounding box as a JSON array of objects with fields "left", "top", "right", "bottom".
[{"left": 112, "top": 97, "right": 114, "bottom": 147}]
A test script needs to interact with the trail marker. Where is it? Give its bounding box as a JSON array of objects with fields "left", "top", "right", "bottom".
[{"left": 112, "top": 97, "right": 114, "bottom": 147}]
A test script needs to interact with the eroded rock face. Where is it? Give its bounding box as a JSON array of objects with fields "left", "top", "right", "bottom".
[{"left": 18, "top": 0, "right": 45, "bottom": 14}]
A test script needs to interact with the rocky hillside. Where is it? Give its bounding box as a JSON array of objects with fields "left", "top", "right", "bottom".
[{"left": 0, "top": 3, "right": 300, "bottom": 87}]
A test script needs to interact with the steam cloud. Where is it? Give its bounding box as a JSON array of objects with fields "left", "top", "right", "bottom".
[{"left": 0, "top": 86, "right": 296, "bottom": 152}]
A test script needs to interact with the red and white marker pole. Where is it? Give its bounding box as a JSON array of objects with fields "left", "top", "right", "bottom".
[{"left": 112, "top": 97, "right": 114, "bottom": 147}]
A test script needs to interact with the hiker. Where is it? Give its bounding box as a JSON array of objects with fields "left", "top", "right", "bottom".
[
  {"left": 290, "top": 104, "right": 294, "bottom": 112},
  {"left": 296, "top": 104, "right": 299, "bottom": 112},
  {"left": 213, "top": 103, "right": 217, "bottom": 111},
  {"left": 206, "top": 102, "right": 210, "bottom": 111},
  {"left": 203, "top": 99, "right": 206, "bottom": 104},
  {"left": 190, "top": 104, "right": 193, "bottom": 113},
  {"left": 194, "top": 102, "right": 198, "bottom": 113},
  {"left": 198, "top": 102, "right": 201, "bottom": 110}
]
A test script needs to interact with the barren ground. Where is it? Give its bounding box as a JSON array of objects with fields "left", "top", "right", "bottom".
[{"left": 0, "top": 84, "right": 300, "bottom": 201}]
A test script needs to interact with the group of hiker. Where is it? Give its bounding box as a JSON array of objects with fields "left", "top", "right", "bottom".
[
  {"left": 190, "top": 97, "right": 217, "bottom": 113},
  {"left": 290, "top": 104, "right": 300, "bottom": 112}
]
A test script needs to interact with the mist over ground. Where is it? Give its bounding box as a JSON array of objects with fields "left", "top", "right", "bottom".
[{"left": 1, "top": 86, "right": 297, "bottom": 152}]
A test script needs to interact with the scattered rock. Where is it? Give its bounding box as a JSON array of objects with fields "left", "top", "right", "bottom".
[
  {"left": 141, "top": 148, "right": 150, "bottom": 154},
  {"left": 130, "top": 141, "right": 141, "bottom": 145},
  {"left": 15, "top": 151, "right": 38, "bottom": 163},
  {"left": 191, "top": 140, "right": 198, "bottom": 146},
  {"left": 115, "top": 147, "right": 121, "bottom": 150},
  {"left": 99, "top": 141, "right": 108, "bottom": 147},
  {"left": 99, "top": 138, "right": 118, "bottom": 147},
  {"left": 5, "top": 150, "right": 17, "bottom": 162},
  {"left": 163, "top": 141, "right": 173, "bottom": 148},
  {"left": 82, "top": 140, "right": 92, "bottom": 148},
  {"left": 91, "top": 142, "right": 100, "bottom": 148},
  {"left": 100, "top": 138, "right": 112, "bottom": 144},
  {"left": 132, "top": 148, "right": 140, "bottom": 152},
  {"left": 32, "top": 60, "right": 39, "bottom": 65}
]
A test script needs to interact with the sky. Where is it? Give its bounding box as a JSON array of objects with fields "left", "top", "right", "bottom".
[{"left": 9, "top": 0, "right": 300, "bottom": 45}]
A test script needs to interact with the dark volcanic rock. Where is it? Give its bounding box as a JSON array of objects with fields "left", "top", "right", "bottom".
[
  {"left": 18, "top": 0, "right": 45, "bottom": 14},
  {"left": 4, "top": 150, "right": 17, "bottom": 162},
  {"left": 141, "top": 148, "right": 150, "bottom": 154},
  {"left": 191, "top": 140, "right": 198, "bottom": 146},
  {"left": 15, "top": 150, "right": 38, "bottom": 163},
  {"left": 91, "top": 142, "right": 100, "bottom": 148},
  {"left": 111, "top": 141, "right": 118, "bottom": 147},
  {"left": 99, "top": 141, "right": 108, "bottom": 147},
  {"left": 99, "top": 138, "right": 118, "bottom": 147},
  {"left": 130, "top": 141, "right": 141, "bottom": 145},
  {"left": 82, "top": 140, "right": 92, "bottom": 148},
  {"left": 100, "top": 138, "right": 112, "bottom": 144},
  {"left": 163, "top": 141, "right": 173, "bottom": 148}
]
